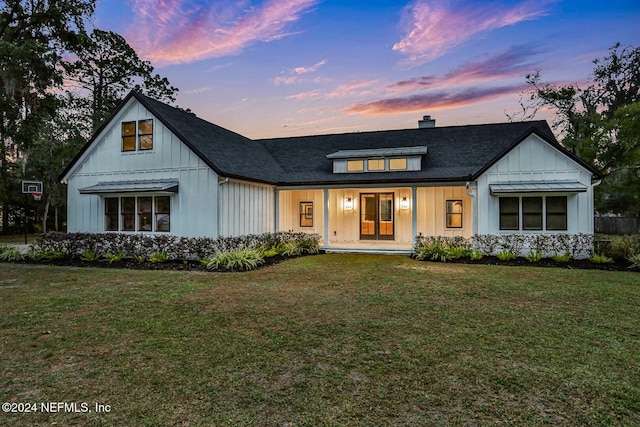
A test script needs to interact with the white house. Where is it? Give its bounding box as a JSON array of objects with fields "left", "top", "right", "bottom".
[{"left": 60, "top": 91, "right": 601, "bottom": 253}]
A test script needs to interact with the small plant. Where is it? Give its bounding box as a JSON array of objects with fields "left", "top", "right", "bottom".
[
  {"left": 551, "top": 252, "right": 571, "bottom": 263},
  {"left": 414, "top": 241, "right": 449, "bottom": 262},
  {"left": 496, "top": 250, "right": 516, "bottom": 261},
  {"left": 447, "top": 246, "right": 469, "bottom": 260},
  {"left": 35, "top": 249, "right": 67, "bottom": 261},
  {"left": 525, "top": 250, "right": 544, "bottom": 263},
  {"left": 206, "top": 248, "right": 265, "bottom": 271},
  {"left": 280, "top": 242, "right": 304, "bottom": 257},
  {"left": 589, "top": 253, "right": 613, "bottom": 264},
  {"left": 469, "top": 250, "right": 483, "bottom": 261},
  {"left": 0, "top": 245, "right": 23, "bottom": 262},
  {"left": 134, "top": 254, "right": 147, "bottom": 263},
  {"left": 102, "top": 251, "right": 125, "bottom": 264},
  {"left": 628, "top": 253, "right": 640, "bottom": 269},
  {"left": 81, "top": 249, "right": 101, "bottom": 262},
  {"left": 148, "top": 251, "right": 168, "bottom": 263}
]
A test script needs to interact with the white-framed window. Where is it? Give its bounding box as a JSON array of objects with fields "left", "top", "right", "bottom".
[{"left": 105, "top": 195, "right": 170, "bottom": 232}]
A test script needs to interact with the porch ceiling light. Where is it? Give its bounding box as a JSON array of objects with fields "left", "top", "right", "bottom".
[
  {"left": 400, "top": 196, "right": 410, "bottom": 210},
  {"left": 344, "top": 196, "right": 354, "bottom": 211}
]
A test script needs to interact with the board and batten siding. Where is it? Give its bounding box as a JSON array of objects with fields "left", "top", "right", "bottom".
[
  {"left": 278, "top": 190, "right": 324, "bottom": 237},
  {"left": 218, "top": 179, "right": 275, "bottom": 237},
  {"left": 416, "top": 186, "right": 473, "bottom": 239},
  {"left": 475, "top": 133, "right": 595, "bottom": 235},
  {"left": 65, "top": 98, "right": 219, "bottom": 237}
]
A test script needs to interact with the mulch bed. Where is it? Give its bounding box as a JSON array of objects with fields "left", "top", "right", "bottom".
[
  {"left": 13, "top": 255, "right": 290, "bottom": 272},
  {"left": 8, "top": 253, "right": 638, "bottom": 272}
]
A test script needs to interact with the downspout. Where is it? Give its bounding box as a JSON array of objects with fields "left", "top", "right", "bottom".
[
  {"left": 591, "top": 178, "right": 602, "bottom": 235},
  {"left": 465, "top": 181, "right": 477, "bottom": 236},
  {"left": 218, "top": 177, "right": 229, "bottom": 238}
]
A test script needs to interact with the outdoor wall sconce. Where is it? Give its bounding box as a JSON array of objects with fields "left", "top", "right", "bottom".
[
  {"left": 400, "top": 196, "right": 410, "bottom": 210},
  {"left": 344, "top": 196, "right": 354, "bottom": 211}
]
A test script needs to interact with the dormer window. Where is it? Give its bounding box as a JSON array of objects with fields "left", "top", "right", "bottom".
[
  {"left": 368, "top": 159, "right": 385, "bottom": 171},
  {"left": 327, "top": 146, "right": 427, "bottom": 174},
  {"left": 389, "top": 158, "right": 407, "bottom": 171},
  {"left": 122, "top": 119, "right": 153, "bottom": 152},
  {"left": 347, "top": 160, "right": 364, "bottom": 172}
]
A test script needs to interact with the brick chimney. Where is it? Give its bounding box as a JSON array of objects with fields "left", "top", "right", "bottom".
[{"left": 418, "top": 115, "right": 436, "bottom": 128}]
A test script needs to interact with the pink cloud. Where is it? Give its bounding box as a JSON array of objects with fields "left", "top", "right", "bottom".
[
  {"left": 127, "top": 0, "right": 319, "bottom": 65},
  {"left": 274, "top": 59, "right": 327, "bottom": 85},
  {"left": 388, "top": 45, "right": 541, "bottom": 92},
  {"left": 393, "top": 0, "right": 555, "bottom": 64},
  {"left": 287, "top": 79, "right": 381, "bottom": 100},
  {"left": 348, "top": 84, "right": 528, "bottom": 115}
]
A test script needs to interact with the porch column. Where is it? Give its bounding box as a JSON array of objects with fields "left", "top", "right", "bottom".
[
  {"left": 411, "top": 186, "right": 417, "bottom": 244},
  {"left": 323, "top": 188, "right": 329, "bottom": 246},
  {"left": 274, "top": 189, "right": 279, "bottom": 232}
]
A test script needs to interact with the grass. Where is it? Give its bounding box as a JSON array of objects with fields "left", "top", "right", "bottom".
[
  {"left": 0, "top": 234, "right": 37, "bottom": 244},
  {"left": 1, "top": 254, "right": 639, "bottom": 426}
]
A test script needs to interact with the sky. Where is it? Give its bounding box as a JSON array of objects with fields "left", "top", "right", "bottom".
[{"left": 93, "top": 0, "right": 640, "bottom": 139}]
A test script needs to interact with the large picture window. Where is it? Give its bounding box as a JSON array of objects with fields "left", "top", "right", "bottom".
[
  {"left": 121, "top": 119, "right": 153, "bottom": 152},
  {"left": 107, "top": 195, "right": 170, "bottom": 232},
  {"left": 499, "top": 196, "right": 568, "bottom": 231}
]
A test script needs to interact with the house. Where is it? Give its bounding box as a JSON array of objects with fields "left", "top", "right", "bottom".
[{"left": 60, "top": 91, "right": 601, "bottom": 253}]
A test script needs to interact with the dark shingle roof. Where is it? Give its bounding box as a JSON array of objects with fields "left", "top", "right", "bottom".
[
  {"left": 133, "top": 93, "right": 284, "bottom": 184},
  {"left": 258, "top": 120, "right": 592, "bottom": 185},
  {"left": 62, "top": 91, "right": 599, "bottom": 185}
]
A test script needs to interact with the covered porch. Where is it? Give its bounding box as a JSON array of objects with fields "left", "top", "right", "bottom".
[{"left": 277, "top": 184, "right": 474, "bottom": 253}]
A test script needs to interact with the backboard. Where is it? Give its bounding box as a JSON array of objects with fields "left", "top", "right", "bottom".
[{"left": 21, "top": 180, "right": 43, "bottom": 194}]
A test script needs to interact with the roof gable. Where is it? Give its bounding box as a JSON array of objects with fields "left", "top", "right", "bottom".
[
  {"left": 61, "top": 92, "right": 599, "bottom": 187},
  {"left": 61, "top": 91, "right": 284, "bottom": 184}
]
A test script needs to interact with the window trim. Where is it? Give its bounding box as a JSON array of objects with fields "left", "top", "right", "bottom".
[
  {"left": 121, "top": 119, "right": 154, "bottom": 153},
  {"left": 446, "top": 200, "right": 463, "bottom": 229},
  {"left": 299, "top": 201, "right": 314, "bottom": 228},
  {"left": 388, "top": 157, "right": 408, "bottom": 171},
  {"left": 499, "top": 195, "right": 568, "bottom": 232},
  {"left": 105, "top": 195, "right": 170, "bottom": 233}
]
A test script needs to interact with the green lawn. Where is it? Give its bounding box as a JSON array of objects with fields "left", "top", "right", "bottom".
[{"left": 1, "top": 255, "right": 639, "bottom": 426}]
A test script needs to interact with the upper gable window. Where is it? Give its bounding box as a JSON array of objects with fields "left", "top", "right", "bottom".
[
  {"left": 122, "top": 122, "right": 137, "bottom": 152},
  {"left": 122, "top": 119, "right": 153, "bottom": 152}
]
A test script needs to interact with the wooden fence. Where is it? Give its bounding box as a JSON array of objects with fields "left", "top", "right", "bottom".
[{"left": 595, "top": 217, "right": 640, "bottom": 235}]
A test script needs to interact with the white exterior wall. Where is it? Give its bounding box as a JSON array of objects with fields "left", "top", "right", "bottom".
[
  {"left": 219, "top": 179, "right": 275, "bottom": 237},
  {"left": 327, "top": 188, "right": 414, "bottom": 245},
  {"left": 278, "top": 190, "right": 324, "bottom": 236},
  {"left": 416, "top": 186, "right": 473, "bottom": 238},
  {"left": 476, "top": 134, "right": 595, "bottom": 235},
  {"left": 65, "top": 99, "right": 219, "bottom": 237}
]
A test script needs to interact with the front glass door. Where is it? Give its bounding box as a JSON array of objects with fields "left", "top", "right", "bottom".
[{"left": 360, "top": 193, "right": 394, "bottom": 240}]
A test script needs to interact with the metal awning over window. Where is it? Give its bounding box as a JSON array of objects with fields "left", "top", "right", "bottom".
[
  {"left": 79, "top": 180, "right": 179, "bottom": 194},
  {"left": 489, "top": 181, "right": 587, "bottom": 195}
]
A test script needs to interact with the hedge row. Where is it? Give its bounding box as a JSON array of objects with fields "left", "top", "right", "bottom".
[{"left": 30, "top": 231, "right": 321, "bottom": 262}]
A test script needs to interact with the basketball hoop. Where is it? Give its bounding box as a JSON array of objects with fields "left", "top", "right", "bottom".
[{"left": 31, "top": 191, "right": 43, "bottom": 201}]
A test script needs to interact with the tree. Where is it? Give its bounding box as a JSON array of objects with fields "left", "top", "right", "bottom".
[
  {"left": 1, "top": 0, "right": 96, "bottom": 233},
  {"left": 64, "top": 29, "right": 178, "bottom": 135},
  {"left": 515, "top": 43, "right": 640, "bottom": 215}
]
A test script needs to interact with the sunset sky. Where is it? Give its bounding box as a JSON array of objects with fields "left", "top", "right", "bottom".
[{"left": 93, "top": 0, "right": 640, "bottom": 139}]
